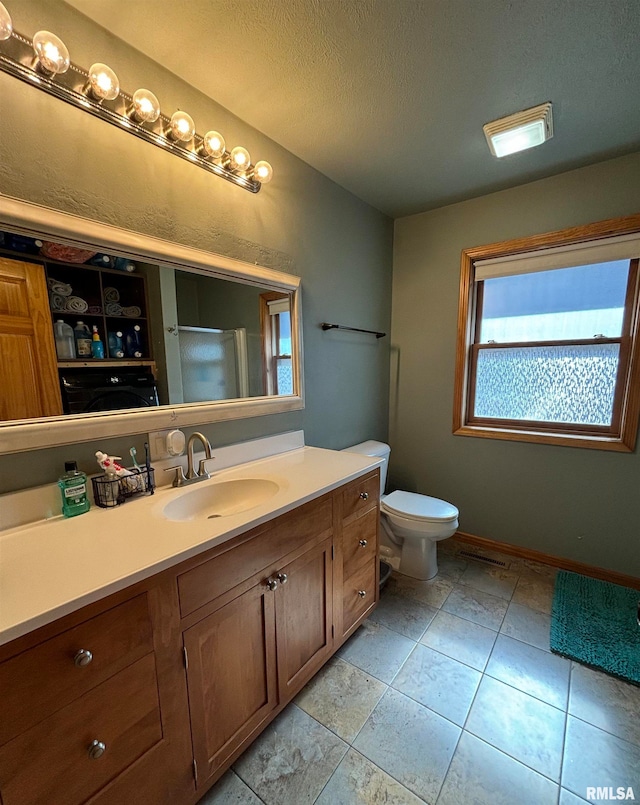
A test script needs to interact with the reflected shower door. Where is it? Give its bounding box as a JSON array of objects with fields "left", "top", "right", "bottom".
[{"left": 178, "top": 326, "right": 249, "bottom": 402}]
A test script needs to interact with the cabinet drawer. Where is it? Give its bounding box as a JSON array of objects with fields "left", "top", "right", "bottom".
[
  {"left": 342, "top": 508, "right": 378, "bottom": 579},
  {"left": 0, "top": 653, "right": 163, "bottom": 805},
  {"left": 341, "top": 472, "right": 379, "bottom": 522},
  {"left": 178, "top": 496, "right": 333, "bottom": 617},
  {"left": 342, "top": 561, "right": 377, "bottom": 634},
  {"left": 0, "top": 594, "right": 153, "bottom": 746}
]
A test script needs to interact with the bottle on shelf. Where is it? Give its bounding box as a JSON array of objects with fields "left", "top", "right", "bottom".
[
  {"left": 124, "top": 324, "right": 144, "bottom": 358},
  {"left": 91, "top": 325, "right": 105, "bottom": 359},
  {"left": 74, "top": 321, "right": 93, "bottom": 358},
  {"left": 53, "top": 320, "right": 75, "bottom": 360},
  {"left": 108, "top": 330, "right": 125, "bottom": 358},
  {"left": 58, "top": 461, "right": 90, "bottom": 518},
  {"left": 87, "top": 253, "right": 114, "bottom": 268}
]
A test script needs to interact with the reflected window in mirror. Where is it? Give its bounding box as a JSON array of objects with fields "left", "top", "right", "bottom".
[{"left": 260, "top": 292, "right": 293, "bottom": 395}]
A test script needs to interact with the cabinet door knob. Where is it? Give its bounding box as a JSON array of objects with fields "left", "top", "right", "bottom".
[
  {"left": 73, "top": 649, "right": 93, "bottom": 668},
  {"left": 88, "top": 740, "right": 106, "bottom": 760},
  {"left": 276, "top": 572, "right": 288, "bottom": 585},
  {"left": 359, "top": 539, "right": 368, "bottom": 547},
  {"left": 266, "top": 578, "right": 279, "bottom": 591},
  {"left": 359, "top": 492, "right": 369, "bottom": 500},
  {"left": 358, "top": 590, "right": 367, "bottom": 598}
]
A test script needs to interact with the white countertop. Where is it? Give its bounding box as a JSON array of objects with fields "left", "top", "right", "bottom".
[{"left": 0, "top": 445, "right": 381, "bottom": 647}]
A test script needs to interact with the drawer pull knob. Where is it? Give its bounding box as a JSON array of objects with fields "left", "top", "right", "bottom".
[
  {"left": 358, "top": 590, "right": 367, "bottom": 598},
  {"left": 266, "top": 578, "right": 279, "bottom": 591},
  {"left": 276, "top": 572, "right": 288, "bottom": 585},
  {"left": 73, "top": 649, "right": 93, "bottom": 668},
  {"left": 359, "top": 492, "right": 369, "bottom": 500},
  {"left": 359, "top": 539, "right": 368, "bottom": 547},
  {"left": 88, "top": 740, "right": 106, "bottom": 760}
]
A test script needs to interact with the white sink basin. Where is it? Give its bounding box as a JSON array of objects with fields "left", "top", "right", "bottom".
[{"left": 163, "top": 478, "right": 281, "bottom": 522}]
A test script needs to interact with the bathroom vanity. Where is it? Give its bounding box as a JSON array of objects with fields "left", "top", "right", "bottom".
[{"left": 0, "top": 445, "right": 380, "bottom": 804}]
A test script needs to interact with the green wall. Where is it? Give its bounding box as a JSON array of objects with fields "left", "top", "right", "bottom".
[
  {"left": 391, "top": 151, "right": 640, "bottom": 576},
  {"left": 0, "top": 0, "right": 392, "bottom": 492}
]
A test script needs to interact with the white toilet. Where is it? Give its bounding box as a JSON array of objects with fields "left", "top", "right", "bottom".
[{"left": 343, "top": 441, "right": 459, "bottom": 581}]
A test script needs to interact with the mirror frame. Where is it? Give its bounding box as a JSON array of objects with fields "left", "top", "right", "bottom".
[{"left": 0, "top": 193, "right": 304, "bottom": 454}]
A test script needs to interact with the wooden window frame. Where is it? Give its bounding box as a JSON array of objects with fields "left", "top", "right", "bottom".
[
  {"left": 453, "top": 214, "right": 640, "bottom": 452},
  {"left": 259, "top": 292, "right": 292, "bottom": 396}
]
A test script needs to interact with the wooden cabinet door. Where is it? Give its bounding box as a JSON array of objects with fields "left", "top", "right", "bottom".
[
  {"left": 274, "top": 536, "right": 333, "bottom": 700},
  {"left": 183, "top": 580, "right": 278, "bottom": 787},
  {"left": 0, "top": 257, "right": 62, "bottom": 420}
]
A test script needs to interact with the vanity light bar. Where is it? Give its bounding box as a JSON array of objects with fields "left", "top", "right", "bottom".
[{"left": 0, "top": 12, "right": 273, "bottom": 193}]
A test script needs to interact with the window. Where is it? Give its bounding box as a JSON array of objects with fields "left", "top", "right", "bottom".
[
  {"left": 260, "top": 292, "right": 293, "bottom": 395},
  {"left": 453, "top": 216, "right": 640, "bottom": 451}
]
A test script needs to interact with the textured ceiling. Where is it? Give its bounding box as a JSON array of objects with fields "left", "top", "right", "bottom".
[{"left": 65, "top": 0, "right": 640, "bottom": 217}]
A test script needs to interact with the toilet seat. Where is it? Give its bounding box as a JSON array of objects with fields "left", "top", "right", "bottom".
[{"left": 381, "top": 490, "right": 458, "bottom": 524}]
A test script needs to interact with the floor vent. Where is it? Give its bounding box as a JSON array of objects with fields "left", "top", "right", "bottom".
[{"left": 458, "top": 550, "right": 508, "bottom": 568}]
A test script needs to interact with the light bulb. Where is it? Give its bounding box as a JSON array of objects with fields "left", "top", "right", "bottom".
[
  {"left": 201, "top": 130, "right": 225, "bottom": 159},
  {"left": 0, "top": 2, "right": 12, "bottom": 41},
  {"left": 229, "top": 146, "right": 250, "bottom": 172},
  {"left": 168, "top": 111, "right": 195, "bottom": 142},
  {"left": 130, "top": 88, "right": 160, "bottom": 123},
  {"left": 32, "top": 31, "right": 70, "bottom": 75},
  {"left": 87, "top": 63, "right": 119, "bottom": 101},
  {"left": 253, "top": 160, "right": 273, "bottom": 184}
]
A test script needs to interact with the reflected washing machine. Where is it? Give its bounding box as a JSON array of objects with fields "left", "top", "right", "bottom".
[{"left": 58, "top": 367, "right": 159, "bottom": 414}]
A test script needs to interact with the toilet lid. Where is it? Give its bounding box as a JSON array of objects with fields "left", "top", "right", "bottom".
[{"left": 381, "top": 490, "right": 459, "bottom": 523}]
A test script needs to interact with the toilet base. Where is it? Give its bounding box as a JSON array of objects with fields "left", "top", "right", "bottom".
[
  {"left": 398, "top": 535, "right": 439, "bottom": 581},
  {"left": 380, "top": 516, "right": 445, "bottom": 581}
]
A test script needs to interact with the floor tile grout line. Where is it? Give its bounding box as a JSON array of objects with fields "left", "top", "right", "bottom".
[
  {"left": 566, "top": 711, "right": 640, "bottom": 751},
  {"left": 459, "top": 728, "right": 564, "bottom": 788},
  {"left": 461, "top": 723, "right": 564, "bottom": 786},
  {"left": 433, "top": 725, "right": 465, "bottom": 805}
]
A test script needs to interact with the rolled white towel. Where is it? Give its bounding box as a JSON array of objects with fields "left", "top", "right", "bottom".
[
  {"left": 49, "top": 292, "right": 66, "bottom": 311},
  {"left": 47, "top": 278, "right": 72, "bottom": 296},
  {"left": 103, "top": 287, "right": 120, "bottom": 303},
  {"left": 105, "top": 302, "right": 123, "bottom": 316},
  {"left": 122, "top": 306, "right": 142, "bottom": 318},
  {"left": 64, "top": 296, "right": 89, "bottom": 313}
]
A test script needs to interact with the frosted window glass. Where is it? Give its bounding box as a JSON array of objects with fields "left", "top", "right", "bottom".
[
  {"left": 474, "top": 343, "right": 620, "bottom": 425},
  {"left": 277, "top": 358, "right": 293, "bottom": 395}
]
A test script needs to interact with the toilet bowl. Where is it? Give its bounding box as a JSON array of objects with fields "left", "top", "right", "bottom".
[{"left": 342, "top": 441, "right": 459, "bottom": 581}]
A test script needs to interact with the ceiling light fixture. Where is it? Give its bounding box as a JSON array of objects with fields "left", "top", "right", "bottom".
[
  {"left": 0, "top": 5, "right": 273, "bottom": 193},
  {"left": 483, "top": 102, "right": 553, "bottom": 158}
]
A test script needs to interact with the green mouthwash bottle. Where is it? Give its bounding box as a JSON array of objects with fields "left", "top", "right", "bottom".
[{"left": 58, "top": 461, "right": 90, "bottom": 517}]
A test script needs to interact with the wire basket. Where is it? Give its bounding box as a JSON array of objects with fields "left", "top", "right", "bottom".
[{"left": 91, "top": 466, "right": 155, "bottom": 508}]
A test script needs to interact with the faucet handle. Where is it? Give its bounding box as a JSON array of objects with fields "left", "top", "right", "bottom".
[
  {"left": 197, "top": 458, "right": 213, "bottom": 479},
  {"left": 164, "top": 465, "right": 187, "bottom": 487}
]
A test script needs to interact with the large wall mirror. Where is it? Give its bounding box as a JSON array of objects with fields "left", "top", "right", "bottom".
[{"left": 0, "top": 194, "right": 303, "bottom": 454}]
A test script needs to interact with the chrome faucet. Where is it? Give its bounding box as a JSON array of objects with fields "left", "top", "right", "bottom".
[
  {"left": 186, "top": 432, "right": 213, "bottom": 480},
  {"left": 165, "top": 432, "right": 214, "bottom": 487}
]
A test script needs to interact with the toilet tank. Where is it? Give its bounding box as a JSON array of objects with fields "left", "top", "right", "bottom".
[{"left": 341, "top": 441, "right": 390, "bottom": 496}]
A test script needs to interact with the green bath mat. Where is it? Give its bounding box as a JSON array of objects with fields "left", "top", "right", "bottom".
[{"left": 550, "top": 570, "right": 640, "bottom": 685}]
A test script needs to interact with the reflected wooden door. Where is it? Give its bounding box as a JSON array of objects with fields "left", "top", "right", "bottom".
[{"left": 0, "top": 257, "right": 62, "bottom": 420}]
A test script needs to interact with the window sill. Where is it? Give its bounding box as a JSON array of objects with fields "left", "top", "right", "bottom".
[{"left": 453, "top": 424, "right": 634, "bottom": 452}]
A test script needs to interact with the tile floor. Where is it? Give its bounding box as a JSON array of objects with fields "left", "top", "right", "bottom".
[{"left": 198, "top": 539, "right": 640, "bottom": 805}]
